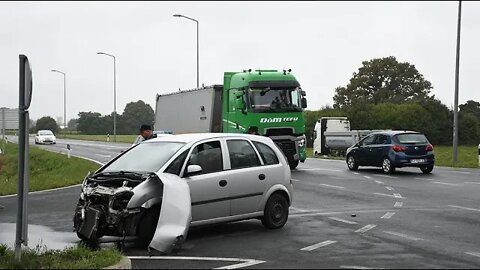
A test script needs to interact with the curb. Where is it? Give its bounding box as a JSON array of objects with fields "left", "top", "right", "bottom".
[{"left": 104, "top": 256, "right": 131, "bottom": 269}]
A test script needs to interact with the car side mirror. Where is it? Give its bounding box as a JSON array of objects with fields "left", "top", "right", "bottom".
[
  {"left": 301, "top": 97, "right": 307, "bottom": 109},
  {"left": 186, "top": 165, "right": 202, "bottom": 176}
]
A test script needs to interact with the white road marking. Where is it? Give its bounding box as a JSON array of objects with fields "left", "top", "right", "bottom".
[
  {"left": 374, "top": 180, "right": 384, "bottom": 184},
  {"left": 319, "top": 183, "right": 345, "bottom": 189},
  {"left": 383, "top": 231, "right": 423, "bottom": 241},
  {"left": 374, "top": 193, "right": 406, "bottom": 199},
  {"left": 394, "top": 202, "right": 403, "bottom": 208},
  {"left": 364, "top": 176, "right": 372, "bottom": 179},
  {"left": 355, "top": 224, "right": 377, "bottom": 233},
  {"left": 381, "top": 212, "right": 395, "bottom": 219},
  {"left": 432, "top": 181, "right": 460, "bottom": 187},
  {"left": 94, "top": 154, "right": 112, "bottom": 158},
  {"left": 386, "top": 186, "right": 394, "bottom": 191},
  {"left": 466, "top": 252, "right": 480, "bottom": 258},
  {"left": 448, "top": 205, "right": 480, "bottom": 212},
  {"left": 339, "top": 266, "right": 374, "bottom": 269},
  {"left": 456, "top": 171, "right": 472, "bottom": 175},
  {"left": 290, "top": 207, "right": 310, "bottom": 213},
  {"left": 127, "top": 256, "right": 265, "bottom": 269},
  {"left": 296, "top": 168, "right": 342, "bottom": 172},
  {"left": 300, "top": 240, "right": 337, "bottom": 251},
  {"left": 415, "top": 177, "right": 435, "bottom": 181},
  {"left": 393, "top": 193, "right": 402, "bottom": 198},
  {"left": 464, "top": 182, "right": 480, "bottom": 185},
  {"left": 328, "top": 217, "right": 358, "bottom": 225},
  {"left": 353, "top": 172, "right": 360, "bottom": 175},
  {"left": 374, "top": 174, "right": 398, "bottom": 179},
  {"left": 291, "top": 179, "right": 300, "bottom": 182}
]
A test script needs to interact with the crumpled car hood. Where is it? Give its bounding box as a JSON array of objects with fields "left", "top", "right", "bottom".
[{"left": 148, "top": 173, "right": 192, "bottom": 253}]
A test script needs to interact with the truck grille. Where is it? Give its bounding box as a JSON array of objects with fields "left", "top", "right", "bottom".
[
  {"left": 266, "top": 128, "right": 294, "bottom": 136},
  {"left": 274, "top": 140, "right": 296, "bottom": 159}
]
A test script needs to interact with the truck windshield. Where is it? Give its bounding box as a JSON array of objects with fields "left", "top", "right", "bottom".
[{"left": 248, "top": 87, "right": 302, "bottom": 113}]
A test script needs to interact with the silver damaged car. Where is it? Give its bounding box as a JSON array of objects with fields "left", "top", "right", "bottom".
[{"left": 73, "top": 133, "right": 293, "bottom": 253}]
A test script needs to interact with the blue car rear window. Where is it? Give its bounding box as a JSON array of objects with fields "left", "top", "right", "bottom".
[{"left": 394, "top": 134, "right": 428, "bottom": 144}]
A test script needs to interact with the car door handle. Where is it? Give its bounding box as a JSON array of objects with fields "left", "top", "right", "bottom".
[
  {"left": 258, "top": 174, "right": 266, "bottom": 180},
  {"left": 219, "top": 180, "right": 227, "bottom": 187}
]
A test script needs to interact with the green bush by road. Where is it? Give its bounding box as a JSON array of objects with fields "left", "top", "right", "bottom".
[
  {"left": 0, "top": 244, "right": 122, "bottom": 269},
  {"left": 0, "top": 143, "right": 100, "bottom": 195},
  {"left": 308, "top": 145, "right": 479, "bottom": 169}
]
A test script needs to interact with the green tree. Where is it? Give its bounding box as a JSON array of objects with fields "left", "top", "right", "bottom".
[
  {"left": 67, "top": 118, "right": 78, "bottom": 131},
  {"left": 459, "top": 112, "right": 480, "bottom": 145},
  {"left": 77, "top": 112, "right": 103, "bottom": 134},
  {"left": 35, "top": 116, "right": 59, "bottom": 134},
  {"left": 120, "top": 100, "right": 154, "bottom": 135},
  {"left": 459, "top": 100, "right": 480, "bottom": 120},
  {"left": 333, "top": 56, "right": 434, "bottom": 109}
]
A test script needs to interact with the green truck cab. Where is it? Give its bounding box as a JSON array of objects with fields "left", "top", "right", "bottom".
[
  {"left": 154, "top": 69, "right": 308, "bottom": 169},
  {"left": 222, "top": 70, "right": 307, "bottom": 169}
]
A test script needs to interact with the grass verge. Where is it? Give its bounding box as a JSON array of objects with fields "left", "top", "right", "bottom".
[
  {"left": 61, "top": 134, "right": 137, "bottom": 144},
  {"left": 307, "top": 145, "right": 480, "bottom": 168},
  {"left": 0, "top": 142, "right": 101, "bottom": 195},
  {"left": 0, "top": 243, "right": 122, "bottom": 269}
]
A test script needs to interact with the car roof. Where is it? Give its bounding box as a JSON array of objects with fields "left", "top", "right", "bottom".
[
  {"left": 144, "top": 133, "right": 272, "bottom": 144},
  {"left": 370, "top": 130, "right": 422, "bottom": 136}
]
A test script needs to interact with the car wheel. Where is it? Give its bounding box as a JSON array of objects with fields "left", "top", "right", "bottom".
[
  {"left": 288, "top": 160, "right": 299, "bottom": 170},
  {"left": 262, "top": 193, "right": 289, "bottom": 229},
  {"left": 346, "top": 155, "right": 358, "bottom": 170},
  {"left": 420, "top": 165, "right": 434, "bottom": 174},
  {"left": 137, "top": 206, "right": 161, "bottom": 247},
  {"left": 382, "top": 157, "right": 395, "bottom": 174}
]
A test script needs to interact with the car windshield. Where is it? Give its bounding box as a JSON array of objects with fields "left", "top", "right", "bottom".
[
  {"left": 39, "top": 131, "right": 53, "bottom": 135},
  {"left": 248, "top": 87, "right": 302, "bottom": 113},
  {"left": 102, "top": 141, "right": 185, "bottom": 173},
  {"left": 394, "top": 133, "right": 428, "bottom": 144}
]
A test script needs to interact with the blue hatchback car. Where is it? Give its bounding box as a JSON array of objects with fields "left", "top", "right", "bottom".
[{"left": 345, "top": 131, "right": 435, "bottom": 174}]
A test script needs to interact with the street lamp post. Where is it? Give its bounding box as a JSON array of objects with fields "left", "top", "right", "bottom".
[
  {"left": 51, "top": 69, "right": 66, "bottom": 137},
  {"left": 173, "top": 14, "right": 199, "bottom": 88},
  {"left": 453, "top": 1, "right": 462, "bottom": 164},
  {"left": 97, "top": 52, "right": 117, "bottom": 142}
]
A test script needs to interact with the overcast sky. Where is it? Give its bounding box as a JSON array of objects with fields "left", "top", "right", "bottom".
[{"left": 1, "top": 1, "right": 479, "bottom": 123}]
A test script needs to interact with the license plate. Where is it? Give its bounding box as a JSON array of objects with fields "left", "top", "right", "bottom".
[{"left": 411, "top": 159, "right": 426, "bottom": 164}]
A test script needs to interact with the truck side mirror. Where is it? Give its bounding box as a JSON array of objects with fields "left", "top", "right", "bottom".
[
  {"left": 301, "top": 97, "right": 307, "bottom": 109},
  {"left": 233, "top": 90, "right": 246, "bottom": 111},
  {"left": 301, "top": 90, "right": 306, "bottom": 96}
]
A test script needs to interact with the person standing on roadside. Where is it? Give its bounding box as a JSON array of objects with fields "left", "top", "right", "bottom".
[{"left": 132, "top": 124, "right": 156, "bottom": 146}]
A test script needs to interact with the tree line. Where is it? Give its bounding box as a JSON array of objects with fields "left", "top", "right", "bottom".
[
  {"left": 33, "top": 100, "right": 155, "bottom": 135},
  {"left": 305, "top": 56, "right": 480, "bottom": 147}
]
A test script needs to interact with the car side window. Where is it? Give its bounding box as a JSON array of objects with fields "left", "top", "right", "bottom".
[
  {"left": 361, "top": 135, "right": 376, "bottom": 146},
  {"left": 227, "top": 140, "right": 261, "bottom": 169},
  {"left": 252, "top": 141, "right": 279, "bottom": 165},
  {"left": 374, "top": 135, "right": 390, "bottom": 145},
  {"left": 165, "top": 149, "right": 189, "bottom": 176},
  {"left": 187, "top": 141, "right": 223, "bottom": 175}
]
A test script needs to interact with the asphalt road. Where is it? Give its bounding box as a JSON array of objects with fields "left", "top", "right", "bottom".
[{"left": 1, "top": 138, "right": 480, "bottom": 269}]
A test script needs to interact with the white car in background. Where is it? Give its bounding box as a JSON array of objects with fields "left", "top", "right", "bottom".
[
  {"left": 74, "top": 133, "right": 293, "bottom": 253},
  {"left": 35, "top": 130, "right": 56, "bottom": 145}
]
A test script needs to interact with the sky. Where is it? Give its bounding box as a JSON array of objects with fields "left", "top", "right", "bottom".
[{"left": 0, "top": 1, "right": 479, "bottom": 123}]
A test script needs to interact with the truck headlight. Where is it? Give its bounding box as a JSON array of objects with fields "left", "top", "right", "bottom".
[{"left": 298, "top": 138, "right": 306, "bottom": 148}]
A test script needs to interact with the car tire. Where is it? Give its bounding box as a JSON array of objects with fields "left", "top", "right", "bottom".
[
  {"left": 420, "top": 165, "right": 434, "bottom": 174},
  {"left": 137, "top": 206, "right": 161, "bottom": 247},
  {"left": 261, "top": 193, "right": 289, "bottom": 229},
  {"left": 288, "top": 160, "right": 299, "bottom": 170},
  {"left": 382, "top": 157, "right": 395, "bottom": 174},
  {"left": 346, "top": 155, "right": 358, "bottom": 170}
]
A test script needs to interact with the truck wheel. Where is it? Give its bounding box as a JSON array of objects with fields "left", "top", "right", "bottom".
[
  {"left": 346, "top": 155, "right": 358, "bottom": 170},
  {"left": 261, "top": 193, "right": 289, "bottom": 229},
  {"left": 288, "top": 160, "right": 299, "bottom": 170},
  {"left": 420, "top": 165, "right": 434, "bottom": 174},
  {"left": 382, "top": 157, "right": 395, "bottom": 174},
  {"left": 137, "top": 206, "right": 161, "bottom": 247}
]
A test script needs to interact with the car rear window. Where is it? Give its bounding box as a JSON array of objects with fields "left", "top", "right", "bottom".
[{"left": 394, "top": 133, "right": 428, "bottom": 144}]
